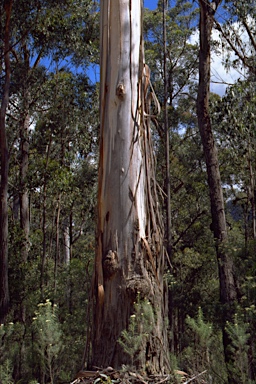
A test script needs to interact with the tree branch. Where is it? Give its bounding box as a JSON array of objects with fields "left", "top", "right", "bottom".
[
  {"left": 242, "top": 18, "right": 256, "bottom": 50},
  {"left": 184, "top": 370, "right": 207, "bottom": 384},
  {"left": 173, "top": 210, "right": 206, "bottom": 248},
  {"left": 214, "top": 19, "right": 256, "bottom": 75}
]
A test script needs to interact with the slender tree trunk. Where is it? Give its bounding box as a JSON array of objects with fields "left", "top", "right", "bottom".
[
  {"left": 41, "top": 138, "right": 52, "bottom": 294},
  {"left": 91, "top": 0, "right": 169, "bottom": 373},
  {"left": 12, "top": 193, "right": 19, "bottom": 220},
  {"left": 14, "top": 46, "right": 31, "bottom": 381},
  {"left": 63, "top": 217, "right": 71, "bottom": 265},
  {"left": 62, "top": 216, "right": 71, "bottom": 310},
  {"left": 69, "top": 211, "right": 73, "bottom": 260},
  {"left": 197, "top": 1, "right": 238, "bottom": 382},
  {"left": 248, "top": 146, "right": 256, "bottom": 239},
  {"left": 163, "top": 0, "right": 171, "bottom": 258},
  {"left": 19, "top": 41, "right": 31, "bottom": 263},
  {"left": 243, "top": 198, "right": 249, "bottom": 254},
  {"left": 0, "top": 0, "right": 12, "bottom": 324},
  {"left": 162, "top": 0, "right": 175, "bottom": 357},
  {"left": 54, "top": 195, "right": 61, "bottom": 297},
  {"left": 19, "top": 112, "right": 30, "bottom": 262}
]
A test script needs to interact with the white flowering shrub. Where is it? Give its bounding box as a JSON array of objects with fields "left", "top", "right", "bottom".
[{"left": 32, "top": 299, "right": 63, "bottom": 384}]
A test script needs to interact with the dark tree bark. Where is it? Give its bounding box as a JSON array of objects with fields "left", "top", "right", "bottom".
[
  {"left": 0, "top": 0, "right": 12, "bottom": 324},
  {"left": 197, "top": 1, "right": 238, "bottom": 382},
  {"left": 90, "top": 0, "right": 170, "bottom": 373}
]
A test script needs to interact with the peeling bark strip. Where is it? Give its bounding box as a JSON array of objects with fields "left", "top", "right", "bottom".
[{"left": 91, "top": 0, "right": 169, "bottom": 373}]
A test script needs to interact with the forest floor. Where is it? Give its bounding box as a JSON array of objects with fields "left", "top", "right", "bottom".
[{"left": 70, "top": 366, "right": 207, "bottom": 384}]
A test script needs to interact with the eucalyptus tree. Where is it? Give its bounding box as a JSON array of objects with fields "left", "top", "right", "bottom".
[
  {"left": 213, "top": 78, "right": 256, "bottom": 381},
  {"left": 213, "top": 79, "right": 256, "bottom": 243},
  {"left": 3, "top": 67, "right": 98, "bottom": 381},
  {"left": 91, "top": 0, "right": 170, "bottom": 372},
  {"left": 0, "top": 0, "right": 12, "bottom": 324},
  {"left": 197, "top": 0, "right": 239, "bottom": 382},
  {"left": 144, "top": 0, "right": 198, "bottom": 111},
  {"left": 1, "top": 1, "right": 98, "bottom": 378},
  {"left": 8, "top": 0, "right": 97, "bottom": 261},
  {"left": 143, "top": 0, "right": 198, "bottom": 257},
  {"left": 29, "top": 70, "right": 98, "bottom": 293},
  {"left": 1, "top": 0, "right": 97, "bottom": 324},
  {"left": 143, "top": 1, "right": 200, "bottom": 356}
]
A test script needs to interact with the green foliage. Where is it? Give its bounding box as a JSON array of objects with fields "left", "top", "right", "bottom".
[
  {"left": 0, "top": 336, "right": 14, "bottom": 384},
  {"left": 181, "top": 308, "right": 228, "bottom": 383},
  {"left": 0, "top": 322, "right": 21, "bottom": 384},
  {"left": 32, "top": 300, "right": 63, "bottom": 384},
  {"left": 1, "top": 0, "right": 256, "bottom": 380},
  {"left": 0, "top": 359, "right": 14, "bottom": 384},
  {"left": 225, "top": 314, "right": 251, "bottom": 383},
  {"left": 220, "top": 0, "right": 256, "bottom": 74},
  {"left": 186, "top": 307, "right": 213, "bottom": 347},
  {"left": 118, "top": 296, "right": 154, "bottom": 368},
  {"left": 55, "top": 259, "right": 92, "bottom": 379},
  {"left": 144, "top": 0, "right": 198, "bottom": 109},
  {"left": 184, "top": 307, "right": 213, "bottom": 373}
]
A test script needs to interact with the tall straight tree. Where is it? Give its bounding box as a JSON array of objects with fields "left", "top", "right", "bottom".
[
  {"left": 162, "top": 0, "right": 172, "bottom": 258},
  {"left": 91, "top": 0, "right": 169, "bottom": 372},
  {"left": 197, "top": 1, "right": 238, "bottom": 382},
  {"left": 0, "top": 0, "right": 12, "bottom": 324}
]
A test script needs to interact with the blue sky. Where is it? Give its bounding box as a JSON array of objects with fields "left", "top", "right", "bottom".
[
  {"left": 144, "top": 0, "right": 158, "bottom": 9},
  {"left": 85, "top": 1, "right": 159, "bottom": 82},
  {"left": 86, "top": 0, "right": 242, "bottom": 95}
]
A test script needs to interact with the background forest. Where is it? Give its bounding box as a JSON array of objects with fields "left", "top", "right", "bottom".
[{"left": 0, "top": 0, "right": 255, "bottom": 383}]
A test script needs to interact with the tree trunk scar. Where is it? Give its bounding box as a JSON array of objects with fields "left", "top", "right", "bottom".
[{"left": 116, "top": 82, "right": 125, "bottom": 100}]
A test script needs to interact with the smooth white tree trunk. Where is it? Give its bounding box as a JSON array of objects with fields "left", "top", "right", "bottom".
[
  {"left": 98, "top": 0, "right": 146, "bottom": 269},
  {"left": 91, "top": 0, "right": 169, "bottom": 373}
]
